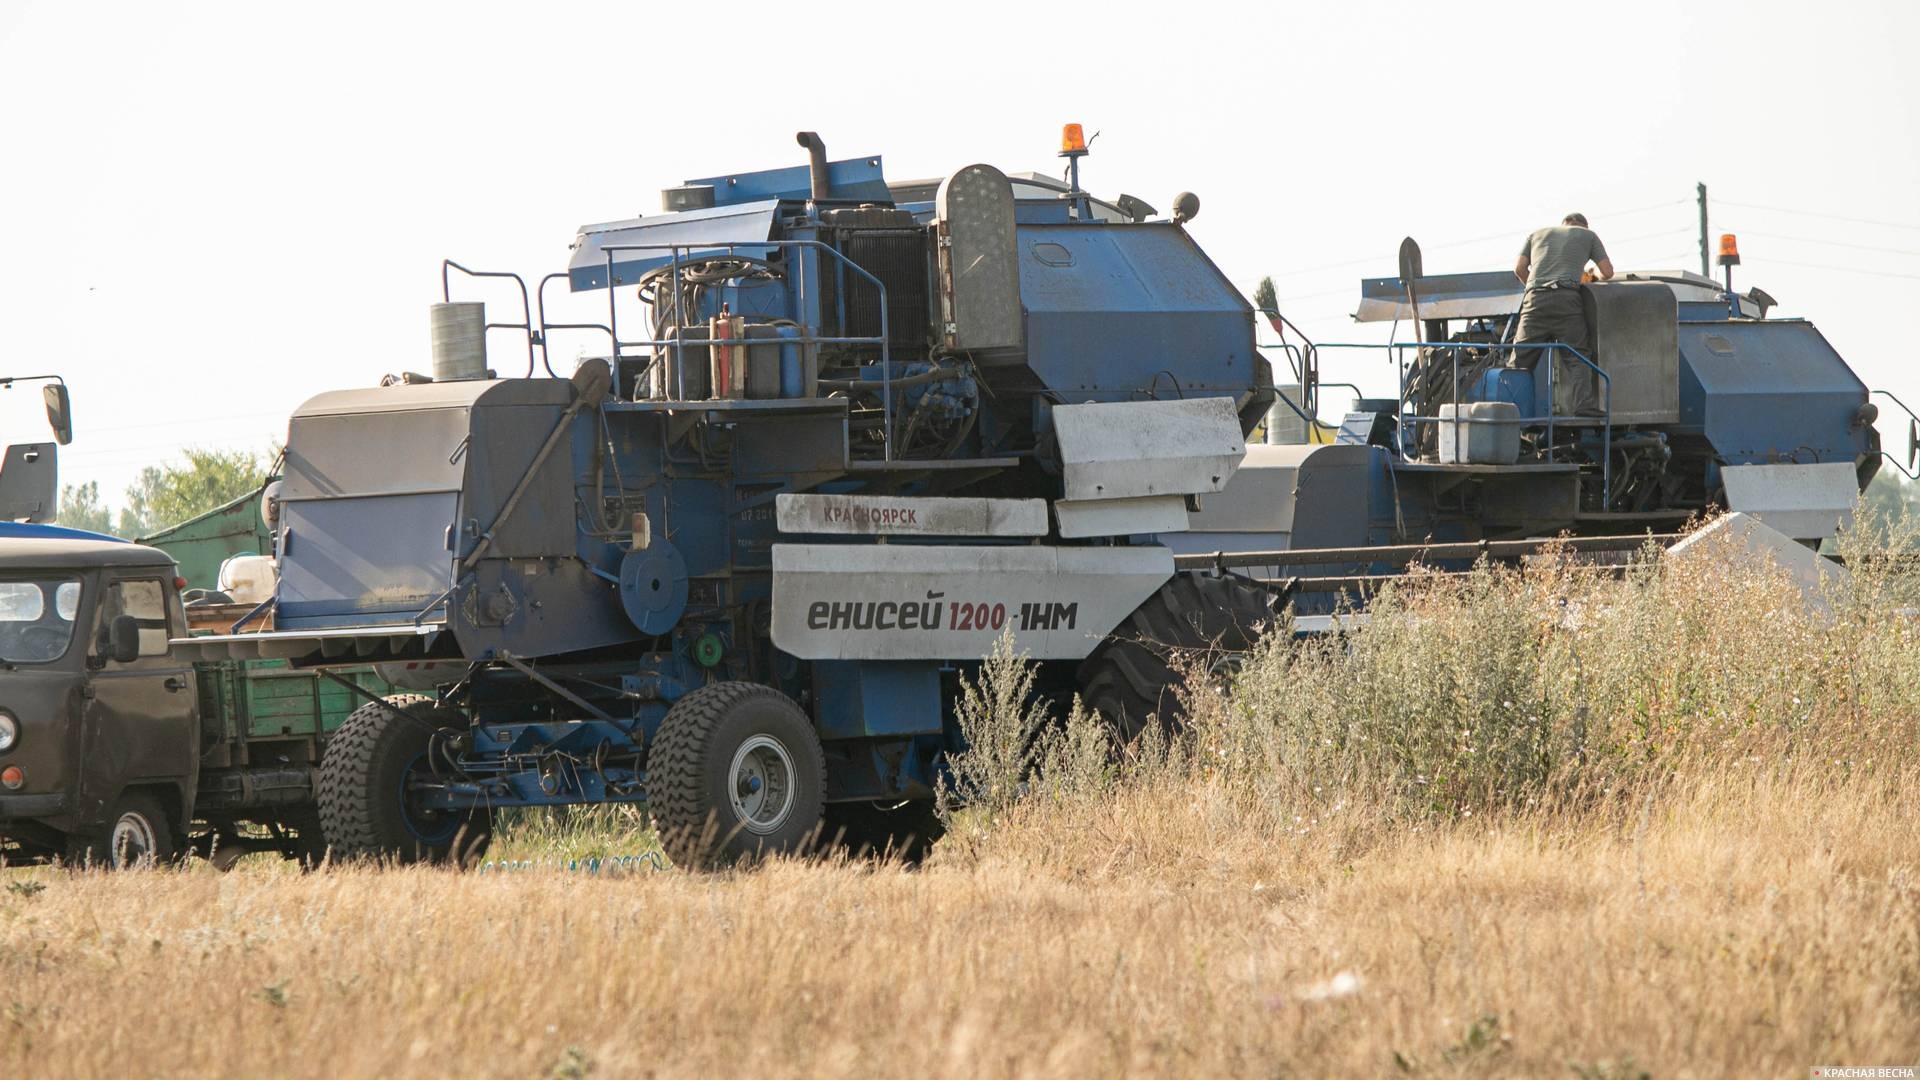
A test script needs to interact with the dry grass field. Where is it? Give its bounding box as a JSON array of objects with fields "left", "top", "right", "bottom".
[{"left": 4, "top": 532, "right": 1918, "bottom": 1078}]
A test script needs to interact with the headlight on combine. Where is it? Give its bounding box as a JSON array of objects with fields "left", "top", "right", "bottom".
[{"left": 0, "top": 712, "right": 17, "bottom": 753}]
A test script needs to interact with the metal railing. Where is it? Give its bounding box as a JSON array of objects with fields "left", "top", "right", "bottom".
[
  {"left": 1872, "top": 390, "right": 1920, "bottom": 480},
  {"left": 595, "top": 240, "right": 896, "bottom": 459},
  {"left": 440, "top": 241, "right": 900, "bottom": 458},
  {"left": 1256, "top": 308, "right": 1322, "bottom": 418},
  {"left": 442, "top": 261, "right": 548, "bottom": 378},
  {"left": 1269, "top": 339, "right": 1614, "bottom": 494}
]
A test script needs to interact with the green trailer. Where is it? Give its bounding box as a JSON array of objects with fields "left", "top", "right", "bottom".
[{"left": 188, "top": 658, "right": 392, "bottom": 863}]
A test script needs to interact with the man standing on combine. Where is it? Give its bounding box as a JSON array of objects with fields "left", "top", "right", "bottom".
[{"left": 1511, "top": 212, "right": 1613, "bottom": 417}]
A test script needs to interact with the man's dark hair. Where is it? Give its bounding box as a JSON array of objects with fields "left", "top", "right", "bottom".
[{"left": 1563, "top": 212, "right": 1589, "bottom": 227}]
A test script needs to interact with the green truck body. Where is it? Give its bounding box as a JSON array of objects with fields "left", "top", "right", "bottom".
[{"left": 137, "top": 487, "right": 272, "bottom": 592}]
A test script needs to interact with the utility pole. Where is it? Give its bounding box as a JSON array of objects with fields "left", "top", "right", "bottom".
[{"left": 1697, "top": 182, "right": 1710, "bottom": 277}]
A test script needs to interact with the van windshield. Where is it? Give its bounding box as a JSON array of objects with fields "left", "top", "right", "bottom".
[{"left": 0, "top": 578, "right": 82, "bottom": 663}]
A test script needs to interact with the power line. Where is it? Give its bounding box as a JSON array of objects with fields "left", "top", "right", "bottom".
[
  {"left": 1276, "top": 284, "right": 1355, "bottom": 304},
  {"left": 1606, "top": 226, "right": 1697, "bottom": 246},
  {"left": 1275, "top": 228, "right": 1694, "bottom": 306},
  {"left": 1723, "top": 229, "right": 1920, "bottom": 259},
  {"left": 60, "top": 433, "right": 282, "bottom": 461},
  {"left": 1717, "top": 199, "right": 1920, "bottom": 234},
  {"left": 1766, "top": 258, "right": 1920, "bottom": 282},
  {"left": 1265, "top": 199, "right": 1690, "bottom": 280},
  {"left": 1423, "top": 201, "right": 1691, "bottom": 253},
  {"left": 68, "top": 408, "right": 291, "bottom": 435}
]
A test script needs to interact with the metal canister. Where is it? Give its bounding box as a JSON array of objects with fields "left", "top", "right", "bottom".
[
  {"left": 708, "top": 312, "right": 746, "bottom": 399},
  {"left": 429, "top": 302, "right": 488, "bottom": 381}
]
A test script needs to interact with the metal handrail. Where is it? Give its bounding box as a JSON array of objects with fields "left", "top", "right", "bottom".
[
  {"left": 1257, "top": 309, "right": 1321, "bottom": 416},
  {"left": 442, "top": 261, "right": 545, "bottom": 377},
  {"left": 534, "top": 271, "right": 615, "bottom": 360},
  {"left": 1301, "top": 340, "right": 1614, "bottom": 497},
  {"left": 596, "top": 240, "right": 895, "bottom": 459},
  {"left": 1871, "top": 390, "right": 1920, "bottom": 478}
]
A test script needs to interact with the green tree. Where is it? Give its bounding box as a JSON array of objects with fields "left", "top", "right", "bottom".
[
  {"left": 118, "top": 446, "right": 273, "bottom": 538},
  {"left": 1860, "top": 469, "right": 1920, "bottom": 548},
  {"left": 57, "top": 480, "right": 119, "bottom": 536}
]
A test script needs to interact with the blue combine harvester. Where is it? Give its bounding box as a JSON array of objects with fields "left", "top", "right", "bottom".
[
  {"left": 170, "top": 130, "right": 1897, "bottom": 867},
  {"left": 176, "top": 129, "right": 1281, "bottom": 866},
  {"left": 1180, "top": 253, "right": 1901, "bottom": 607}
]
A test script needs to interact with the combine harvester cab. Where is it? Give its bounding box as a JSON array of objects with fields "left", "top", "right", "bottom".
[
  {"left": 1186, "top": 255, "right": 1890, "bottom": 612},
  {"left": 176, "top": 128, "right": 1289, "bottom": 867}
]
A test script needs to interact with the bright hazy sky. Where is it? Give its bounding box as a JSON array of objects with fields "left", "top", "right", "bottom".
[{"left": 3, "top": 1, "right": 1917, "bottom": 507}]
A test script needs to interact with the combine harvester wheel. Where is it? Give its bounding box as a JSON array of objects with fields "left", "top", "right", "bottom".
[
  {"left": 648, "top": 682, "right": 827, "bottom": 869},
  {"left": 1078, "top": 573, "right": 1278, "bottom": 742},
  {"left": 318, "top": 695, "right": 493, "bottom": 865}
]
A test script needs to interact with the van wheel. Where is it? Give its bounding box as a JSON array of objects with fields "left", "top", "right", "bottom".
[
  {"left": 318, "top": 695, "right": 492, "bottom": 865},
  {"left": 648, "top": 682, "right": 826, "bottom": 870},
  {"left": 70, "top": 791, "right": 176, "bottom": 869}
]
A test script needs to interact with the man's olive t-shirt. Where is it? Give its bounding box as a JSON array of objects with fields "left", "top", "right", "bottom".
[{"left": 1519, "top": 226, "right": 1609, "bottom": 288}]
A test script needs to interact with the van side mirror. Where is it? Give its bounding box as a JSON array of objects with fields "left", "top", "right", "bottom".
[
  {"left": 108, "top": 615, "right": 141, "bottom": 664},
  {"left": 42, "top": 384, "right": 72, "bottom": 446}
]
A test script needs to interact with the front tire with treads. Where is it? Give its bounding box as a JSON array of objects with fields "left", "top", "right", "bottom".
[
  {"left": 317, "top": 694, "right": 492, "bottom": 865},
  {"left": 648, "top": 682, "right": 826, "bottom": 870},
  {"left": 1078, "top": 573, "right": 1278, "bottom": 743}
]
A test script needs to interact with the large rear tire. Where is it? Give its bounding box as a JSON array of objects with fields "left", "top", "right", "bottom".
[
  {"left": 1078, "top": 573, "right": 1278, "bottom": 742},
  {"left": 648, "top": 682, "right": 826, "bottom": 870},
  {"left": 317, "top": 694, "right": 492, "bottom": 865}
]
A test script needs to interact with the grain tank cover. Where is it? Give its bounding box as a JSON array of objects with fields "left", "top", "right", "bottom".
[
  {"left": 1677, "top": 320, "right": 1870, "bottom": 465},
  {"left": 1015, "top": 222, "right": 1257, "bottom": 398}
]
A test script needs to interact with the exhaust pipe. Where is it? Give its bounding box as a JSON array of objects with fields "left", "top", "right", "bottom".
[{"left": 795, "top": 131, "right": 829, "bottom": 200}]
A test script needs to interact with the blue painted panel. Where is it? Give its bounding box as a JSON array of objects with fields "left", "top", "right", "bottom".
[
  {"left": 1017, "top": 222, "right": 1255, "bottom": 395},
  {"left": 1677, "top": 320, "right": 1869, "bottom": 464},
  {"left": 0, "top": 522, "right": 124, "bottom": 542},
  {"left": 569, "top": 200, "right": 782, "bottom": 292},
  {"left": 683, "top": 155, "right": 890, "bottom": 207},
  {"left": 1012, "top": 201, "right": 1076, "bottom": 225},
  {"left": 812, "top": 660, "right": 944, "bottom": 741}
]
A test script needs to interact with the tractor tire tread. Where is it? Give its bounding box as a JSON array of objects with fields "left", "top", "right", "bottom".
[
  {"left": 1078, "top": 572, "right": 1278, "bottom": 741},
  {"left": 316, "top": 694, "right": 487, "bottom": 864},
  {"left": 649, "top": 681, "right": 825, "bottom": 870}
]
